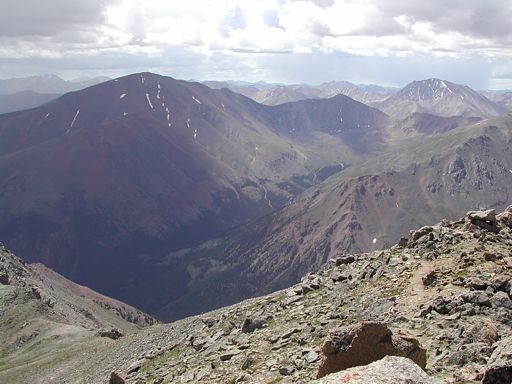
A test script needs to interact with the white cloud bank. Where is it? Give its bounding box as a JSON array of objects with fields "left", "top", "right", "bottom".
[{"left": 0, "top": 0, "right": 511, "bottom": 88}]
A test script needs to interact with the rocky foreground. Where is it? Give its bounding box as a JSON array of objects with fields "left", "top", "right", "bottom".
[
  {"left": 1, "top": 206, "right": 512, "bottom": 383},
  {"left": 101, "top": 206, "right": 512, "bottom": 383}
]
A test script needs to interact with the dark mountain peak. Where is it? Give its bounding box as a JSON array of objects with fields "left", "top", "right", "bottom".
[{"left": 0, "top": 73, "right": 230, "bottom": 154}]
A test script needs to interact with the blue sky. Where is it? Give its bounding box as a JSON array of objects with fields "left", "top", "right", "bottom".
[{"left": 0, "top": 0, "right": 511, "bottom": 89}]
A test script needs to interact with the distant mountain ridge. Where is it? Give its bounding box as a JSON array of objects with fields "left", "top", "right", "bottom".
[
  {"left": 203, "top": 77, "right": 510, "bottom": 120},
  {"left": 0, "top": 74, "right": 110, "bottom": 95},
  {"left": 481, "top": 90, "right": 512, "bottom": 110},
  {"left": 0, "top": 91, "right": 58, "bottom": 114},
  {"left": 0, "top": 75, "right": 109, "bottom": 114},
  {"left": 204, "top": 80, "right": 397, "bottom": 106}
]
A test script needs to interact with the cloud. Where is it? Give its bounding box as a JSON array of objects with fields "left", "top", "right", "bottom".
[
  {"left": 0, "top": 0, "right": 117, "bottom": 38},
  {"left": 375, "top": 0, "right": 512, "bottom": 40},
  {"left": 0, "top": 0, "right": 511, "bottom": 88}
]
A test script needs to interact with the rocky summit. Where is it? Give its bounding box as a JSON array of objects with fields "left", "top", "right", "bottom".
[{"left": 3, "top": 205, "right": 509, "bottom": 383}]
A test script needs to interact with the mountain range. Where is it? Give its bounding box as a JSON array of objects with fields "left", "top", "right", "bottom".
[
  {"left": 0, "top": 73, "right": 511, "bottom": 322},
  {"left": 204, "top": 80, "right": 397, "bottom": 106},
  {"left": 0, "top": 72, "right": 389, "bottom": 311},
  {"left": 0, "top": 74, "right": 110, "bottom": 95},
  {"left": 1, "top": 71, "right": 512, "bottom": 383}
]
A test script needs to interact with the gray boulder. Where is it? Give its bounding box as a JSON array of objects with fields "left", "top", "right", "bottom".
[{"left": 315, "top": 356, "right": 432, "bottom": 383}]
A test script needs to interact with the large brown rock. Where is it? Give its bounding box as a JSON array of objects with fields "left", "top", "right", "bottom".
[
  {"left": 316, "top": 356, "right": 433, "bottom": 384},
  {"left": 482, "top": 336, "right": 512, "bottom": 384},
  {"left": 464, "top": 209, "right": 500, "bottom": 233},
  {"left": 317, "top": 322, "right": 426, "bottom": 378}
]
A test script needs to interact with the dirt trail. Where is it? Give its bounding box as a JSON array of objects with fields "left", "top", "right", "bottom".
[{"left": 396, "top": 259, "right": 436, "bottom": 317}]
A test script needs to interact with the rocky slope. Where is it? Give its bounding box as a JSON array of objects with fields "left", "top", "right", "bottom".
[
  {"left": 147, "top": 114, "right": 512, "bottom": 320},
  {"left": 375, "top": 79, "right": 507, "bottom": 118},
  {"left": 0, "top": 244, "right": 156, "bottom": 384},
  {"left": 3, "top": 205, "right": 510, "bottom": 383}
]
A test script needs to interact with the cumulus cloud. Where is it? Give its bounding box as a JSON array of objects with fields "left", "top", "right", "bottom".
[
  {"left": 0, "top": 0, "right": 511, "bottom": 88},
  {"left": 375, "top": 0, "right": 512, "bottom": 40},
  {"left": 0, "top": 0, "right": 117, "bottom": 37}
]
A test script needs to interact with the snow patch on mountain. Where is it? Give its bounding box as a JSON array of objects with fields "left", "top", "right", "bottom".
[
  {"left": 145, "top": 94, "right": 154, "bottom": 110},
  {"left": 70, "top": 109, "right": 80, "bottom": 128}
]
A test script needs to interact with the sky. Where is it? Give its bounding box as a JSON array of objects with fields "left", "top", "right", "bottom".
[{"left": 1, "top": 0, "right": 512, "bottom": 89}]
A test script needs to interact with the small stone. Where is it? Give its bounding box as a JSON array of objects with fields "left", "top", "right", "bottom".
[
  {"left": 30, "top": 285, "right": 42, "bottom": 300},
  {"left": 483, "top": 252, "right": 500, "bottom": 261},
  {"left": 301, "top": 284, "right": 313, "bottom": 294},
  {"left": 292, "top": 285, "right": 303, "bottom": 295},
  {"left": 278, "top": 365, "right": 295, "bottom": 376},
  {"left": 126, "top": 359, "right": 145, "bottom": 374},
  {"left": 282, "top": 296, "right": 301, "bottom": 306},
  {"left": 241, "top": 318, "right": 265, "bottom": 333},
  {"left": 422, "top": 271, "right": 437, "bottom": 286},
  {"left": 398, "top": 237, "right": 408, "bottom": 247},
  {"left": 235, "top": 373, "right": 250, "bottom": 383},
  {"left": 305, "top": 350, "right": 319, "bottom": 364},
  {"left": 309, "top": 278, "right": 321, "bottom": 289},
  {"left": 241, "top": 357, "right": 254, "bottom": 370},
  {"left": 202, "top": 317, "right": 218, "bottom": 327},
  {"left": 335, "top": 256, "right": 355, "bottom": 265},
  {"left": 0, "top": 269, "right": 9, "bottom": 285},
  {"left": 281, "top": 327, "right": 301, "bottom": 339},
  {"left": 220, "top": 349, "right": 241, "bottom": 361},
  {"left": 467, "top": 277, "right": 488, "bottom": 290},
  {"left": 331, "top": 271, "right": 347, "bottom": 282},
  {"left": 268, "top": 335, "right": 279, "bottom": 344}
]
